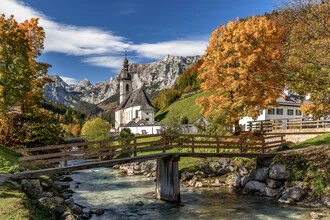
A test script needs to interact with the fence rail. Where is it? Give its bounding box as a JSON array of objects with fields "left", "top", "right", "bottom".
[
  {"left": 248, "top": 119, "right": 330, "bottom": 132},
  {"left": 16, "top": 133, "right": 285, "bottom": 170}
]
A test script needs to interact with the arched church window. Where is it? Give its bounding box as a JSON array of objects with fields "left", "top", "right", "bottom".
[{"left": 126, "top": 84, "right": 129, "bottom": 93}]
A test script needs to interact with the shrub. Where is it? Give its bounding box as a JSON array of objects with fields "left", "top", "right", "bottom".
[
  {"left": 81, "top": 117, "right": 110, "bottom": 143},
  {"left": 18, "top": 109, "right": 64, "bottom": 148}
]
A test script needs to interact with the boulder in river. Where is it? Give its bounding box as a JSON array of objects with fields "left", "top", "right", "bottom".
[
  {"left": 240, "top": 175, "right": 251, "bottom": 186},
  {"left": 278, "top": 186, "right": 305, "bottom": 203},
  {"left": 95, "top": 209, "right": 105, "bottom": 216},
  {"left": 243, "top": 180, "right": 266, "bottom": 195},
  {"left": 266, "top": 178, "right": 284, "bottom": 189},
  {"left": 21, "top": 179, "right": 43, "bottom": 198},
  {"left": 228, "top": 174, "right": 241, "bottom": 188},
  {"left": 250, "top": 167, "right": 269, "bottom": 182},
  {"left": 237, "top": 166, "right": 249, "bottom": 177},
  {"left": 321, "top": 195, "right": 330, "bottom": 208},
  {"left": 265, "top": 186, "right": 284, "bottom": 197},
  {"left": 269, "top": 163, "right": 289, "bottom": 180}
]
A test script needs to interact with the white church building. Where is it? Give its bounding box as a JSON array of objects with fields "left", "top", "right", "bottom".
[{"left": 115, "top": 55, "right": 162, "bottom": 134}]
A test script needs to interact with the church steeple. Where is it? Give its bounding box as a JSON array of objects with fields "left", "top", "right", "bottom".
[
  {"left": 119, "top": 52, "right": 132, "bottom": 104},
  {"left": 121, "top": 51, "right": 131, "bottom": 80}
]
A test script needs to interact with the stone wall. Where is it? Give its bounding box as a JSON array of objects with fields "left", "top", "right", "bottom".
[{"left": 269, "top": 128, "right": 330, "bottom": 143}]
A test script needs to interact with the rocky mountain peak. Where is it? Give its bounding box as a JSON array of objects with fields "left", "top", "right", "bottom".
[
  {"left": 44, "top": 55, "right": 201, "bottom": 108},
  {"left": 78, "top": 78, "right": 91, "bottom": 87}
]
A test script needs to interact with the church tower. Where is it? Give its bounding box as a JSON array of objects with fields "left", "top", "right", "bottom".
[{"left": 119, "top": 53, "right": 132, "bottom": 104}]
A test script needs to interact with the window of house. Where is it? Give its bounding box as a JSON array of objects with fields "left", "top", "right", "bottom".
[
  {"left": 135, "top": 110, "right": 139, "bottom": 118},
  {"left": 146, "top": 118, "right": 150, "bottom": 121},
  {"left": 296, "top": 109, "right": 302, "bottom": 116},
  {"left": 268, "top": 108, "right": 275, "bottom": 115},
  {"left": 287, "top": 109, "right": 294, "bottom": 115},
  {"left": 276, "top": 109, "right": 283, "bottom": 115}
]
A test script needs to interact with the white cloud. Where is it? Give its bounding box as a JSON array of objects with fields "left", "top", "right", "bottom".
[
  {"left": 132, "top": 40, "right": 207, "bottom": 59},
  {"left": 0, "top": 0, "right": 207, "bottom": 68},
  {"left": 82, "top": 56, "right": 124, "bottom": 70},
  {"left": 0, "top": 0, "right": 129, "bottom": 56},
  {"left": 59, "top": 76, "right": 78, "bottom": 85}
]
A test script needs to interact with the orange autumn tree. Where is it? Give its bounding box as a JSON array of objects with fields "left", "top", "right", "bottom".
[
  {"left": 282, "top": 1, "right": 330, "bottom": 118},
  {"left": 0, "top": 14, "right": 50, "bottom": 112},
  {"left": 0, "top": 14, "right": 63, "bottom": 147},
  {"left": 197, "top": 16, "right": 286, "bottom": 131}
]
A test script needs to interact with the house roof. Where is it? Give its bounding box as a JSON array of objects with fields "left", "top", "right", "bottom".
[
  {"left": 115, "top": 88, "right": 154, "bottom": 111},
  {"left": 276, "top": 94, "right": 303, "bottom": 107},
  {"left": 122, "top": 119, "right": 150, "bottom": 127},
  {"left": 124, "top": 120, "right": 138, "bottom": 127}
]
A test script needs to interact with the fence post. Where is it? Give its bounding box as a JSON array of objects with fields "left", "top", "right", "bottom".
[
  {"left": 317, "top": 120, "right": 319, "bottom": 128},
  {"left": 216, "top": 136, "right": 220, "bottom": 153},
  {"left": 260, "top": 121, "right": 264, "bottom": 132},
  {"left": 64, "top": 144, "right": 68, "bottom": 166},
  {"left": 281, "top": 135, "right": 284, "bottom": 146},
  {"left": 134, "top": 138, "right": 137, "bottom": 157},
  {"left": 162, "top": 133, "right": 167, "bottom": 153},
  {"left": 191, "top": 136, "right": 194, "bottom": 153},
  {"left": 240, "top": 136, "right": 243, "bottom": 153},
  {"left": 261, "top": 136, "right": 265, "bottom": 153},
  {"left": 23, "top": 152, "right": 28, "bottom": 171},
  {"left": 300, "top": 119, "right": 302, "bottom": 129},
  {"left": 249, "top": 122, "right": 252, "bottom": 132}
]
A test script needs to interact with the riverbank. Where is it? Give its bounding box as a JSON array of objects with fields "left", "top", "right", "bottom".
[{"left": 117, "top": 145, "right": 330, "bottom": 215}]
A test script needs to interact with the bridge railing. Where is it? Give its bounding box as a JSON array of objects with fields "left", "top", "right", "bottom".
[
  {"left": 248, "top": 119, "right": 330, "bottom": 132},
  {"left": 16, "top": 133, "right": 285, "bottom": 170}
]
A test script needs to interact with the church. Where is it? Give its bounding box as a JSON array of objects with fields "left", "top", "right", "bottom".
[{"left": 114, "top": 55, "right": 155, "bottom": 130}]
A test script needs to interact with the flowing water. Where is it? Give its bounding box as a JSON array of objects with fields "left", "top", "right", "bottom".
[{"left": 70, "top": 168, "right": 330, "bottom": 220}]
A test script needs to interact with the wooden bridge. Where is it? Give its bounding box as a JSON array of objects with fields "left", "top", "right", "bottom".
[{"left": 13, "top": 133, "right": 285, "bottom": 203}]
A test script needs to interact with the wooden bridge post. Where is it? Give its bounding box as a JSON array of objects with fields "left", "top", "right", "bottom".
[
  {"left": 64, "top": 144, "right": 68, "bottom": 166},
  {"left": 162, "top": 133, "right": 167, "bottom": 153},
  {"left": 156, "top": 155, "right": 180, "bottom": 203},
  {"left": 133, "top": 138, "right": 137, "bottom": 157}
]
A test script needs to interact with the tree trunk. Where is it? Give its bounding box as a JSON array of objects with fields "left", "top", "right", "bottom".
[{"left": 234, "top": 120, "right": 240, "bottom": 134}]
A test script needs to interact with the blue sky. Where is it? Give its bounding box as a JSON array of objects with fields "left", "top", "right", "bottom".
[{"left": 0, "top": 0, "right": 281, "bottom": 84}]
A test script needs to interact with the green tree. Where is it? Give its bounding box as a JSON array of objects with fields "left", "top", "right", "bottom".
[
  {"left": 166, "top": 111, "right": 181, "bottom": 133},
  {"left": 18, "top": 108, "right": 64, "bottom": 148},
  {"left": 81, "top": 117, "right": 110, "bottom": 143}
]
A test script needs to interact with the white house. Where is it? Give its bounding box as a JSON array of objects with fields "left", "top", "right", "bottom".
[
  {"left": 114, "top": 55, "right": 156, "bottom": 132},
  {"left": 239, "top": 94, "right": 304, "bottom": 130}
]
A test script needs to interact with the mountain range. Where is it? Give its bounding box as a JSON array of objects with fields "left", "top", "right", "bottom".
[{"left": 44, "top": 55, "right": 201, "bottom": 114}]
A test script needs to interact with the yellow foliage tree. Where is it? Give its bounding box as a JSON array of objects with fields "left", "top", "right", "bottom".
[
  {"left": 197, "top": 16, "right": 286, "bottom": 130},
  {"left": 282, "top": 0, "right": 330, "bottom": 117},
  {"left": 81, "top": 118, "right": 110, "bottom": 143}
]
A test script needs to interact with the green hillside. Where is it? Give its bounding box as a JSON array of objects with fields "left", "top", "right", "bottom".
[{"left": 155, "top": 91, "right": 213, "bottom": 124}]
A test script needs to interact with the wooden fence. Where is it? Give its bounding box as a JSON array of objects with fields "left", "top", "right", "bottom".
[
  {"left": 248, "top": 119, "right": 330, "bottom": 132},
  {"left": 16, "top": 133, "right": 285, "bottom": 170}
]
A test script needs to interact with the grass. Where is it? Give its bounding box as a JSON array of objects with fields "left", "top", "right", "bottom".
[
  {"left": 0, "top": 145, "right": 21, "bottom": 174},
  {"left": 0, "top": 183, "right": 31, "bottom": 220},
  {"left": 155, "top": 91, "right": 214, "bottom": 123},
  {"left": 290, "top": 133, "right": 330, "bottom": 149},
  {"left": 0, "top": 182, "right": 51, "bottom": 220}
]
